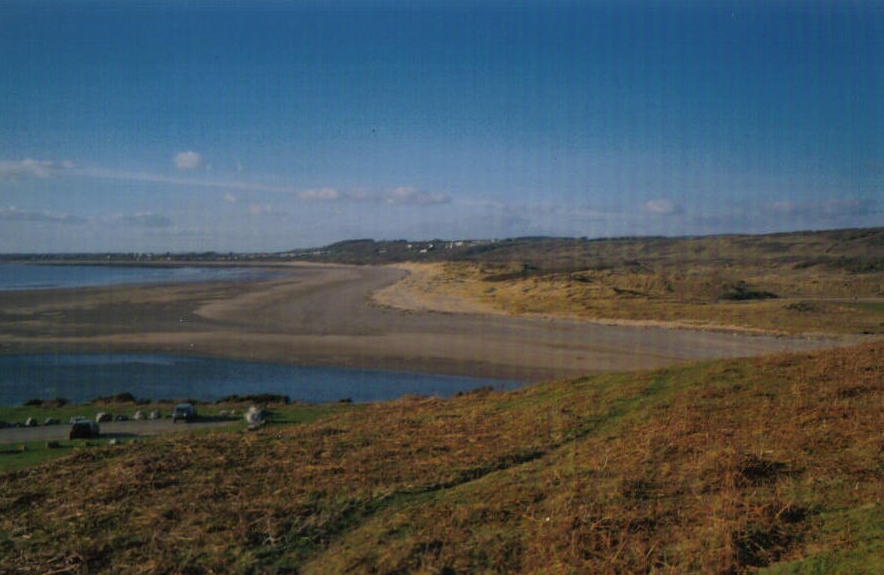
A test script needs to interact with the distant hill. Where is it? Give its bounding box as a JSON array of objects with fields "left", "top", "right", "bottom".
[
  {"left": 291, "top": 227, "right": 883, "bottom": 272},
  {"left": 4, "top": 227, "right": 881, "bottom": 271}
]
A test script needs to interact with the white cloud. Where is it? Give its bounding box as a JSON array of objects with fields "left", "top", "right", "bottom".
[
  {"left": 643, "top": 199, "right": 680, "bottom": 215},
  {"left": 297, "top": 187, "right": 341, "bottom": 201},
  {"left": 384, "top": 186, "right": 450, "bottom": 206},
  {"left": 0, "top": 158, "right": 75, "bottom": 180},
  {"left": 74, "top": 166, "right": 299, "bottom": 194},
  {"left": 119, "top": 212, "right": 172, "bottom": 228},
  {"left": 224, "top": 193, "right": 238, "bottom": 204},
  {"left": 0, "top": 206, "right": 85, "bottom": 224},
  {"left": 174, "top": 151, "right": 203, "bottom": 170},
  {"left": 293, "top": 186, "right": 450, "bottom": 206},
  {"left": 772, "top": 198, "right": 873, "bottom": 218}
]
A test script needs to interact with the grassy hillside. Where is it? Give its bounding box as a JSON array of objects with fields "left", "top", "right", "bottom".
[{"left": 1, "top": 342, "right": 880, "bottom": 574}]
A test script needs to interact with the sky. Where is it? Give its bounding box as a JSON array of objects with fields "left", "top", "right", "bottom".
[{"left": 1, "top": 0, "right": 881, "bottom": 253}]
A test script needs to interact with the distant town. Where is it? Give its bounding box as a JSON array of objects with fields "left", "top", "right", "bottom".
[{"left": 0, "top": 238, "right": 502, "bottom": 264}]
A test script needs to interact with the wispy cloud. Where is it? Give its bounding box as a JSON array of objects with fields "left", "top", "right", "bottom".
[
  {"left": 117, "top": 212, "right": 173, "bottom": 228},
  {"left": 1, "top": 158, "right": 452, "bottom": 212},
  {"left": 384, "top": 187, "right": 450, "bottom": 206},
  {"left": 296, "top": 186, "right": 450, "bottom": 205},
  {"left": 247, "top": 203, "right": 287, "bottom": 217},
  {"left": 771, "top": 198, "right": 875, "bottom": 218},
  {"left": 297, "top": 187, "right": 341, "bottom": 201},
  {"left": 643, "top": 199, "right": 681, "bottom": 215},
  {"left": 0, "top": 206, "right": 176, "bottom": 229},
  {"left": 0, "top": 159, "right": 75, "bottom": 180},
  {"left": 71, "top": 166, "right": 300, "bottom": 194},
  {"left": 0, "top": 206, "right": 86, "bottom": 224}
]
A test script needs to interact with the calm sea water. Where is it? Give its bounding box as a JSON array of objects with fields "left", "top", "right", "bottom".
[
  {"left": 0, "top": 354, "right": 523, "bottom": 405},
  {"left": 0, "top": 263, "right": 268, "bottom": 291}
]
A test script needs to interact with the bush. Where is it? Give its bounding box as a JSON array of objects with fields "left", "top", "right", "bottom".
[
  {"left": 719, "top": 281, "right": 778, "bottom": 301},
  {"left": 91, "top": 392, "right": 138, "bottom": 404},
  {"left": 216, "top": 393, "right": 291, "bottom": 404},
  {"left": 22, "top": 396, "right": 69, "bottom": 407}
]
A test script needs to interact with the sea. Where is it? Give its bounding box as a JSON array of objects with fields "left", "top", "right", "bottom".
[
  {"left": 0, "top": 354, "right": 522, "bottom": 405},
  {"left": 0, "top": 262, "right": 268, "bottom": 291}
]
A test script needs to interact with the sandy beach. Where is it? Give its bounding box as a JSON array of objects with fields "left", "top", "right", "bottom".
[{"left": 0, "top": 263, "right": 850, "bottom": 382}]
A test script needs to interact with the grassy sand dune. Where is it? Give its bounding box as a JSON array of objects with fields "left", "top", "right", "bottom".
[
  {"left": 1, "top": 342, "right": 880, "bottom": 574},
  {"left": 374, "top": 252, "right": 882, "bottom": 335}
]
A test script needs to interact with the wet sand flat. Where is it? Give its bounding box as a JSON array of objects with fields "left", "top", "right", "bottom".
[{"left": 0, "top": 263, "right": 851, "bottom": 382}]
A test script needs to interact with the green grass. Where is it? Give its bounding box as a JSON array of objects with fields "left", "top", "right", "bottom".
[
  {"left": 759, "top": 505, "right": 883, "bottom": 575},
  {"left": 262, "top": 401, "right": 359, "bottom": 424},
  {"left": 0, "top": 400, "right": 355, "bottom": 473},
  {"left": 847, "top": 301, "right": 884, "bottom": 313},
  {"left": 0, "top": 441, "right": 75, "bottom": 472}
]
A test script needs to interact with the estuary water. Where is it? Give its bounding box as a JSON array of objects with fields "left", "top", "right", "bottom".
[
  {"left": 0, "top": 354, "right": 523, "bottom": 405},
  {"left": 0, "top": 263, "right": 269, "bottom": 291}
]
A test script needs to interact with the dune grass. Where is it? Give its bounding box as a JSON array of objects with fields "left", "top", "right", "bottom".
[
  {"left": 401, "top": 260, "right": 882, "bottom": 335},
  {"left": 373, "top": 229, "right": 883, "bottom": 335}
]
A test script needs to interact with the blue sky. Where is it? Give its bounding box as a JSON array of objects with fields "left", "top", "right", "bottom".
[{"left": 1, "top": 0, "right": 881, "bottom": 252}]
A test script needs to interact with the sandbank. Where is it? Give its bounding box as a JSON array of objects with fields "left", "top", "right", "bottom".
[{"left": 0, "top": 263, "right": 852, "bottom": 383}]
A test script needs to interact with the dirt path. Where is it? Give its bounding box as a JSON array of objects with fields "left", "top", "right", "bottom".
[{"left": 0, "top": 263, "right": 856, "bottom": 383}]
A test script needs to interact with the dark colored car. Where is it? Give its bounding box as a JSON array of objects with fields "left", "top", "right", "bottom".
[
  {"left": 69, "top": 419, "right": 100, "bottom": 439},
  {"left": 172, "top": 403, "right": 197, "bottom": 423}
]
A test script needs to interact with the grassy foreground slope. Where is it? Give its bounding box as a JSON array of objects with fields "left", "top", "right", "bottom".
[{"left": 1, "top": 342, "right": 881, "bottom": 574}]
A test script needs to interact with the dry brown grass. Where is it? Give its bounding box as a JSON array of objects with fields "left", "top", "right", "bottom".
[
  {"left": 390, "top": 260, "right": 883, "bottom": 335},
  {"left": 1, "top": 342, "right": 881, "bottom": 574},
  {"left": 372, "top": 228, "right": 884, "bottom": 335}
]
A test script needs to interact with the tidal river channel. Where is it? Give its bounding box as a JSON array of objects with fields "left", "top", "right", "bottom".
[{"left": 0, "top": 354, "right": 524, "bottom": 405}]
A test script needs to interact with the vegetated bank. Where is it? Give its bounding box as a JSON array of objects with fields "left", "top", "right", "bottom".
[
  {"left": 0, "top": 394, "right": 347, "bottom": 472},
  {"left": 1, "top": 341, "right": 880, "bottom": 574},
  {"left": 366, "top": 228, "right": 884, "bottom": 335}
]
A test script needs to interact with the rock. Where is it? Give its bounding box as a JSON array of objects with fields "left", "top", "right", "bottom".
[
  {"left": 148, "top": 410, "right": 161, "bottom": 420},
  {"left": 95, "top": 412, "right": 113, "bottom": 423},
  {"left": 114, "top": 414, "right": 129, "bottom": 422},
  {"left": 133, "top": 410, "right": 146, "bottom": 420},
  {"left": 108, "top": 438, "right": 119, "bottom": 446},
  {"left": 244, "top": 405, "right": 267, "bottom": 425},
  {"left": 24, "top": 417, "right": 38, "bottom": 427},
  {"left": 43, "top": 417, "right": 61, "bottom": 426}
]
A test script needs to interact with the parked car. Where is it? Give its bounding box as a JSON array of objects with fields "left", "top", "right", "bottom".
[
  {"left": 69, "top": 419, "right": 100, "bottom": 439},
  {"left": 172, "top": 403, "right": 197, "bottom": 423}
]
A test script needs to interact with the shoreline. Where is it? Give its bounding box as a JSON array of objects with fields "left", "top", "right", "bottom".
[{"left": 0, "top": 263, "right": 857, "bottom": 383}]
